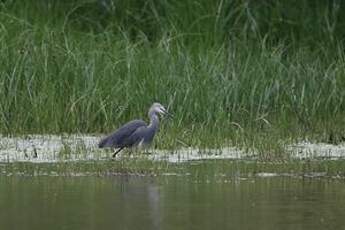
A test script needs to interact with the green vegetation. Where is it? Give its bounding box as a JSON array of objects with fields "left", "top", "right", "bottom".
[
  {"left": 2, "top": 159, "right": 345, "bottom": 179},
  {"left": 1, "top": 0, "right": 345, "bottom": 153}
]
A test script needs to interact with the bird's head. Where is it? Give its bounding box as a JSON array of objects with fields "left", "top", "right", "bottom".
[{"left": 149, "top": 102, "right": 172, "bottom": 118}]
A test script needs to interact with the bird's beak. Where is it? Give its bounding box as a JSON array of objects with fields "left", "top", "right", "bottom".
[
  {"left": 161, "top": 107, "right": 173, "bottom": 119},
  {"left": 165, "top": 111, "right": 174, "bottom": 119}
]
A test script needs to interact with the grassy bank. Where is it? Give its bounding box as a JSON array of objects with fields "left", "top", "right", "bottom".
[{"left": 1, "top": 1, "right": 345, "bottom": 152}]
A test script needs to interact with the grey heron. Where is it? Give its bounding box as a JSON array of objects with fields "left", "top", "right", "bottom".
[{"left": 98, "top": 102, "right": 170, "bottom": 157}]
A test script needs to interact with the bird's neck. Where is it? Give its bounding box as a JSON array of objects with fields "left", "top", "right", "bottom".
[{"left": 148, "top": 113, "right": 159, "bottom": 129}]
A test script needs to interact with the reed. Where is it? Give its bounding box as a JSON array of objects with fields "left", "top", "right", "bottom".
[{"left": 1, "top": 0, "right": 344, "bottom": 151}]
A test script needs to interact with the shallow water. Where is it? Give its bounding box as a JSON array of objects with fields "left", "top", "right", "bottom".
[
  {"left": 1, "top": 134, "right": 345, "bottom": 163},
  {"left": 1, "top": 176, "right": 345, "bottom": 230}
]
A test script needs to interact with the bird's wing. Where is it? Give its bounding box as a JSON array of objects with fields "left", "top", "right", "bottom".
[
  {"left": 122, "top": 126, "right": 149, "bottom": 147},
  {"left": 98, "top": 120, "right": 146, "bottom": 148}
]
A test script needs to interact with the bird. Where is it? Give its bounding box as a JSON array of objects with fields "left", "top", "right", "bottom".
[{"left": 98, "top": 102, "right": 170, "bottom": 157}]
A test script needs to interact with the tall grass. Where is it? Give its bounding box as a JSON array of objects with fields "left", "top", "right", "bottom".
[{"left": 0, "top": 0, "right": 345, "bottom": 148}]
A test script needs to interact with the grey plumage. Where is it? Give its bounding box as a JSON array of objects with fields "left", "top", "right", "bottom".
[
  {"left": 98, "top": 103, "right": 169, "bottom": 157},
  {"left": 98, "top": 120, "right": 146, "bottom": 148}
]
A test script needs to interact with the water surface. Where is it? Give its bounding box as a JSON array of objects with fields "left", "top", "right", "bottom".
[{"left": 0, "top": 176, "right": 344, "bottom": 230}]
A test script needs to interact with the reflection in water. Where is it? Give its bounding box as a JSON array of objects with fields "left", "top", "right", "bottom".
[
  {"left": 118, "top": 177, "right": 162, "bottom": 230},
  {"left": 147, "top": 184, "right": 161, "bottom": 229},
  {"left": 0, "top": 176, "right": 345, "bottom": 230}
]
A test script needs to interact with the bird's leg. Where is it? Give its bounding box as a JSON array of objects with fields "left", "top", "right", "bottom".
[
  {"left": 112, "top": 147, "right": 124, "bottom": 158},
  {"left": 143, "top": 147, "right": 152, "bottom": 155},
  {"left": 144, "top": 150, "right": 152, "bottom": 155}
]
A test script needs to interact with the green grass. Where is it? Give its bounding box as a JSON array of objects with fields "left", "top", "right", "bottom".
[
  {"left": 2, "top": 159, "right": 345, "bottom": 179},
  {"left": 0, "top": 0, "right": 345, "bottom": 156}
]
